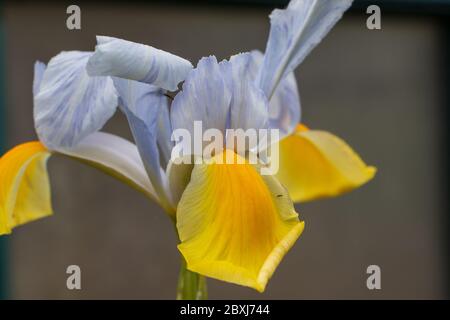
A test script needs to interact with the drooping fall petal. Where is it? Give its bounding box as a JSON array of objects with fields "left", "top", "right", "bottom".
[
  {"left": 176, "top": 150, "right": 304, "bottom": 292},
  {"left": 276, "top": 125, "right": 376, "bottom": 202},
  {"left": 0, "top": 133, "right": 163, "bottom": 235},
  {"left": 0, "top": 142, "right": 52, "bottom": 235},
  {"left": 58, "top": 132, "right": 158, "bottom": 203}
]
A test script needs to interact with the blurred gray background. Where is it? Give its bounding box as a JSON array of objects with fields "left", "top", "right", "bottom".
[{"left": 0, "top": 1, "right": 447, "bottom": 299}]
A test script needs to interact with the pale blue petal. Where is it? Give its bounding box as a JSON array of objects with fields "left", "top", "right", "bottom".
[
  {"left": 34, "top": 51, "right": 118, "bottom": 149},
  {"left": 258, "top": 0, "right": 353, "bottom": 98},
  {"left": 268, "top": 71, "right": 301, "bottom": 137},
  {"left": 113, "top": 77, "right": 173, "bottom": 166},
  {"left": 122, "top": 107, "right": 173, "bottom": 211},
  {"left": 226, "top": 53, "right": 269, "bottom": 133},
  {"left": 114, "top": 78, "right": 174, "bottom": 210},
  {"left": 33, "top": 61, "right": 46, "bottom": 96},
  {"left": 250, "top": 50, "right": 301, "bottom": 138},
  {"left": 171, "top": 56, "right": 232, "bottom": 143},
  {"left": 156, "top": 101, "right": 174, "bottom": 167},
  {"left": 113, "top": 77, "right": 164, "bottom": 125},
  {"left": 87, "top": 36, "right": 193, "bottom": 92}
]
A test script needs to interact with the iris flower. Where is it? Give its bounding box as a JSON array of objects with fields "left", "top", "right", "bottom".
[{"left": 0, "top": 0, "right": 375, "bottom": 298}]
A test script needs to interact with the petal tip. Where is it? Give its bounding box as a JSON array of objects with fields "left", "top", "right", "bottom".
[
  {"left": 255, "top": 220, "right": 305, "bottom": 292},
  {"left": 178, "top": 217, "right": 305, "bottom": 293},
  {"left": 0, "top": 142, "right": 53, "bottom": 234}
]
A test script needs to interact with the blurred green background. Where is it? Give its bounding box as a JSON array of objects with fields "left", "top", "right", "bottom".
[{"left": 0, "top": 0, "right": 449, "bottom": 299}]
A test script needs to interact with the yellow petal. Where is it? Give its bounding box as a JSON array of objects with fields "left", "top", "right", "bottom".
[
  {"left": 176, "top": 149, "right": 304, "bottom": 292},
  {"left": 0, "top": 142, "right": 52, "bottom": 235},
  {"left": 277, "top": 125, "right": 376, "bottom": 202}
]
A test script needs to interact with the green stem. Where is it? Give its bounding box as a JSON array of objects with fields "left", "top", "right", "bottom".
[{"left": 177, "top": 257, "right": 207, "bottom": 300}]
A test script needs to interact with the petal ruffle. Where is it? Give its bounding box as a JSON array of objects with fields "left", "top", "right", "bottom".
[
  {"left": 0, "top": 142, "right": 52, "bottom": 235},
  {"left": 176, "top": 150, "right": 304, "bottom": 292},
  {"left": 171, "top": 56, "right": 232, "bottom": 149},
  {"left": 277, "top": 125, "right": 376, "bottom": 202},
  {"left": 171, "top": 55, "right": 273, "bottom": 156},
  {"left": 226, "top": 53, "right": 268, "bottom": 134},
  {"left": 87, "top": 36, "right": 193, "bottom": 91}
]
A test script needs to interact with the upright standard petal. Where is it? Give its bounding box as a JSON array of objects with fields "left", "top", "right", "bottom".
[
  {"left": 226, "top": 53, "right": 268, "bottom": 134},
  {"left": 114, "top": 79, "right": 174, "bottom": 213},
  {"left": 172, "top": 55, "right": 273, "bottom": 157},
  {"left": 0, "top": 142, "right": 52, "bottom": 235},
  {"left": 34, "top": 51, "right": 118, "bottom": 149},
  {"left": 250, "top": 51, "right": 301, "bottom": 138},
  {"left": 87, "top": 36, "right": 193, "bottom": 92},
  {"left": 258, "top": 0, "right": 353, "bottom": 98},
  {"left": 276, "top": 125, "right": 376, "bottom": 202},
  {"left": 171, "top": 56, "right": 232, "bottom": 155},
  {"left": 177, "top": 149, "right": 304, "bottom": 292}
]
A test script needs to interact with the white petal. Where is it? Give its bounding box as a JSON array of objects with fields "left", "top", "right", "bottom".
[
  {"left": 87, "top": 36, "right": 193, "bottom": 92},
  {"left": 34, "top": 51, "right": 118, "bottom": 149},
  {"left": 258, "top": 0, "right": 353, "bottom": 98},
  {"left": 58, "top": 132, "right": 158, "bottom": 202}
]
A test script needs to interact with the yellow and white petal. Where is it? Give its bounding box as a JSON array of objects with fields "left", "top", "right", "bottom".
[
  {"left": 58, "top": 132, "right": 158, "bottom": 203},
  {"left": 277, "top": 125, "right": 376, "bottom": 203},
  {"left": 0, "top": 141, "right": 52, "bottom": 235},
  {"left": 0, "top": 132, "right": 163, "bottom": 235},
  {"left": 176, "top": 150, "right": 304, "bottom": 292}
]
